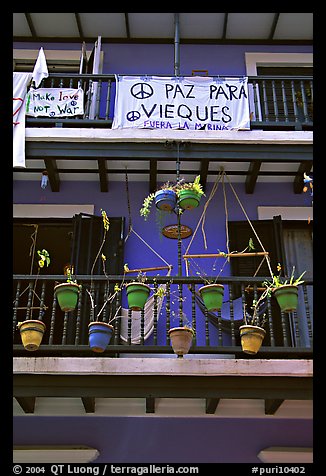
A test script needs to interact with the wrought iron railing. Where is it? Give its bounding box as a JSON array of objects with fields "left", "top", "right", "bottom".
[
  {"left": 25, "top": 74, "right": 313, "bottom": 130},
  {"left": 13, "top": 274, "right": 313, "bottom": 358}
]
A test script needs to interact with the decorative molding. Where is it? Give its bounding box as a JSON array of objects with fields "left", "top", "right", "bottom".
[
  {"left": 13, "top": 446, "right": 100, "bottom": 463},
  {"left": 13, "top": 204, "right": 94, "bottom": 218},
  {"left": 257, "top": 446, "right": 313, "bottom": 463},
  {"left": 257, "top": 206, "right": 313, "bottom": 221}
]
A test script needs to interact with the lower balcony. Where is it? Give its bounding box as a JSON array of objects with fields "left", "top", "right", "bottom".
[{"left": 13, "top": 274, "right": 313, "bottom": 358}]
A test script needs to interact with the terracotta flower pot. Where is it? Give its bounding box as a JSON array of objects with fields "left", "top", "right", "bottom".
[
  {"left": 18, "top": 320, "right": 46, "bottom": 351},
  {"left": 54, "top": 282, "right": 80, "bottom": 312},
  {"left": 198, "top": 283, "right": 224, "bottom": 311},
  {"left": 273, "top": 284, "right": 299, "bottom": 312},
  {"left": 239, "top": 325, "right": 266, "bottom": 355},
  {"left": 168, "top": 326, "right": 194, "bottom": 357}
]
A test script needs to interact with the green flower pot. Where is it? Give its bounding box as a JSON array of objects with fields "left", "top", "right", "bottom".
[
  {"left": 178, "top": 190, "right": 202, "bottom": 210},
  {"left": 273, "top": 284, "right": 299, "bottom": 312},
  {"left": 54, "top": 282, "right": 80, "bottom": 312},
  {"left": 126, "top": 282, "right": 151, "bottom": 311},
  {"left": 198, "top": 284, "right": 224, "bottom": 311}
]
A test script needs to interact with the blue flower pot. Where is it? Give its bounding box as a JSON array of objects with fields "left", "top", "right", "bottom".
[
  {"left": 155, "top": 189, "right": 177, "bottom": 211},
  {"left": 88, "top": 322, "right": 114, "bottom": 353}
]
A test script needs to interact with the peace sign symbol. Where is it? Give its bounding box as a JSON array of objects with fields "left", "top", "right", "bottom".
[
  {"left": 126, "top": 110, "right": 141, "bottom": 122},
  {"left": 131, "top": 82, "right": 154, "bottom": 100}
]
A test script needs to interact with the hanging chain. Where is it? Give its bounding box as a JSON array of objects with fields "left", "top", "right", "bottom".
[{"left": 125, "top": 167, "right": 133, "bottom": 240}]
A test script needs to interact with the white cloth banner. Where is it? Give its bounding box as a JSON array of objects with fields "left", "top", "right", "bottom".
[
  {"left": 13, "top": 47, "right": 49, "bottom": 168},
  {"left": 26, "top": 87, "right": 84, "bottom": 117},
  {"left": 112, "top": 75, "right": 250, "bottom": 131},
  {"left": 13, "top": 72, "right": 33, "bottom": 168}
]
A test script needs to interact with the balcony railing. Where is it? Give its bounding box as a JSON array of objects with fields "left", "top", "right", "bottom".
[
  {"left": 13, "top": 274, "right": 313, "bottom": 358},
  {"left": 25, "top": 74, "right": 313, "bottom": 131}
]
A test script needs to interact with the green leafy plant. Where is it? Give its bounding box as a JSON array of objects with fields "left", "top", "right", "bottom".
[
  {"left": 37, "top": 249, "right": 50, "bottom": 269},
  {"left": 243, "top": 288, "right": 269, "bottom": 328},
  {"left": 86, "top": 209, "right": 125, "bottom": 324},
  {"left": 262, "top": 263, "right": 306, "bottom": 290},
  {"left": 175, "top": 175, "right": 205, "bottom": 197},
  {"left": 140, "top": 181, "right": 178, "bottom": 221},
  {"left": 140, "top": 192, "right": 156, "bottom": 220}
]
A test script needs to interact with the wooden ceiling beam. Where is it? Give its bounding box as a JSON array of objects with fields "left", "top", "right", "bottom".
[
  {"left": 44, "top": 158, "right": 60, "bottom": 192},
  {"left": 15, "top": 397, "right": 35, "bottom": 414},
  {"left": 293, "top": 161, "right": 313, "bottom": 194},
  {"left": 245, "top": 160, "right": 262, "bottom": 194},
  {"left": 98, "top": 159, "right": 108, "bottom": 192},
  {"left": 81, "top": 397, "right": 95, "bottom": 413},
  {"left": 149, "top": 159, "right": 157, "bottom": 193}
]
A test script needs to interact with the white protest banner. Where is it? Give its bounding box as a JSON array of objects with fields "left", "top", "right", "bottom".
[
  {"left": 112, "top": 75, "right": 250, "bottom": 131},
  {"left": 13, "top": 72, "right": 33, "bottom": 167},
  {"left": 13, "top": 47, "right": 49, "bottom": 168},
  {"left": 26, "top": 87, "right": 84, "bottom": 117}
]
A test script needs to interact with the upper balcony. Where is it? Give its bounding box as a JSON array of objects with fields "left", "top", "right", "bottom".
[
  {"left": 26, "top": 73, "right": 313, "bottom": 131},
  {"left": 20, "top": 73, "right": 313, "bottom": 193}
]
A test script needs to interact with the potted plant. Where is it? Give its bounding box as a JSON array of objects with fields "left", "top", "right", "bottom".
[
  {"left": 197, "top": 238, "right": 260, "bottom": 313},
  {"left": 168, "top": 314, "right": 195, "bottom": 358},
  {"left": 17, "top": 249, "right": 50, "bottom": 351},
  {"left": 239, "top": 287, "right": 269, "bottom": 355},
  {"left": 54, "top": 266, "right": 81, "bottom": 312},
  {"left": 262, "top": 263, "right": 306, "bottom": 313},
  {"left": 198, "top": 280, "right": 224, "bottom": 312},
  {"left": 140, "top": 181, "right": 178, "bottom": 221},
  {"left": 86, "top": 209, "right": 124, "bottom": 352},
  {"left": 295, "top": 87, "right": 313, "bottom": 117},
  {"left": 125, "top": 270, "right": 151, "bottom": 311},
  {"left": 175, "top": 175, "right": 205, "bottom": 210}
]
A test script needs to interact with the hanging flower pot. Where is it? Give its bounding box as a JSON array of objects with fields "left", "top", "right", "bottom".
[
  {"left": 239, "top": 325, "right": 266, "bottom": 355},
  {"left": 88, "top": 321, "right": 114, "bottom": 353},
  {"left": 177, "top": 190, "right": 202, "bottom": 210},
  {"left": 54, "top": 282, "right": 80, "bottom": 312},
  {"left": 198, "top": 284, "right": 224, "bottom": 311},
  {"left": 154, "top": 189, "right": 177, "bottom": 211},
  {"left": 168, "top": 327, "right": 194, "bottom": 358},
  {"left": 273, "top": 284, "right": 299, "bottom": 313},
  {"left": 126, "top": 282, "right": 151, "bottom": 311},
  {"left": 17, "top": 320, "right": 46, "bottom": 351}
]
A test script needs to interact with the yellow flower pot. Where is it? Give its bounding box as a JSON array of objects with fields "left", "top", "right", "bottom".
[
  {"left": 18, "top": 320, "right": 46, "bottom": 351},
  {"left": 239, "top": 325, "right": 266, "bottom": 355}
]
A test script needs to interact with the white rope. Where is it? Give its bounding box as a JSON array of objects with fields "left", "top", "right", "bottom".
[{"left": 128, "top": 227, "right": 172, "bottom": 268}]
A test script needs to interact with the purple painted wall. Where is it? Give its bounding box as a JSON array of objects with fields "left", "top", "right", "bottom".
[
  {"left": 13, "top": 42, "right": 313, "bottom": 76},
  {"left": 13, "top": 180, "right": 311, "bottom": 341},
  {"left": 13, "top": 180, "right": 311, "bottom": 275},
  {"left": 13, "top": 415, "right": 313, "bottom": 463}
]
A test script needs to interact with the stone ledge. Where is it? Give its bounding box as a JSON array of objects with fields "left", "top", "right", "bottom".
[{"left": 13, "top": 357, "right": 313, "bottom": 377}]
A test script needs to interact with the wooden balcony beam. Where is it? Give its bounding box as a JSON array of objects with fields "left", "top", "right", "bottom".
[
  {"left": 97, "top": 159, "right": 108, "bottom": 192},
  {"left": 293, "top": 161, "right": 313, "bottom": 194},
  {"left": 264, "top": 398, "right": 284, "bottom": 415},
  {"left": 245, "top": 160, "right": 262, "bottom": 194},
  {"left": 205, "top": 398, "right": 220, "bottom": 414},
  {"left": 44, "top": 158, "right": 60, "bottom": 192},
  {"left": 15, "top": 396, "right": 35, "bottom": 414},
  {"left": 146, "top": 397, "right": 155, "bottom": 413},
  {"left": 81, "top": 397, "right": 95, "bottom": 413}
]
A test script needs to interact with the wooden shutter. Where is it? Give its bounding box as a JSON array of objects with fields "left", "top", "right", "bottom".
[{"left": 71, "top": 213, "right": 125, "bottom": 275}]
